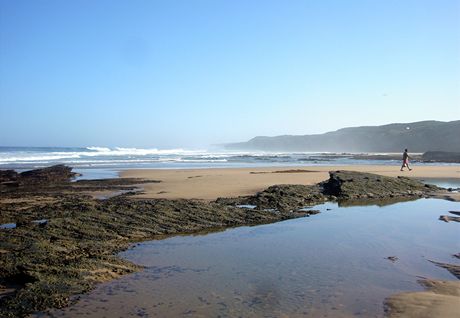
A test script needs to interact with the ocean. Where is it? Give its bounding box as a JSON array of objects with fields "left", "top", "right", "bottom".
[{"left": 0, "top": 146, "right": 455, "bottom": 180}]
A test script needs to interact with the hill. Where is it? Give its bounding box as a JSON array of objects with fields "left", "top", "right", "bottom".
[{"left": 224, "top": 120, "right": 460, "bottom": 152}]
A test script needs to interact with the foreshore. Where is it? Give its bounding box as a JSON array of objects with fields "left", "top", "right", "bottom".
[
  {"left": 120, "top": 165, "right": 460, "bottom": 200},
  {"left": 1, "top": 165, "right": 459, "bottom": 317}
]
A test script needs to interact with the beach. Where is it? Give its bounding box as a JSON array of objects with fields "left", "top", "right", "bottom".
[
  {"left": 120, "top": 165, "right": 460, "bottom": 318},
  {"left": 1, "top": 164, "right": 459, "bottom": 317},
  {"left": 120, "top": 165, "right": 460, "bottom": 200}
]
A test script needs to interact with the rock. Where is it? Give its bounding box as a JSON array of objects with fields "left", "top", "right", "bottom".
[
  {"left": 19, "top": 165, "right": 76, "bottom": 184},
  {"left": 439, "top": 215, "right": 460, "bottom": 223},
  {"left": 386, "top": 256, "right": 398, "bottom": 262},
  {"left": 1, "top": 165, "right": 80, "bottom": 192},
  {"left": 422, "top": 151, "right": 460, "bottom": 163},
  {"left": 321, "top": 171, "right": 436, "bottom": 200},
  {"left": 245, "top": 184, "right": 326, "bottom": 212},
  {"left": 0, "top": 170, "right": 18, "bottom": 183}
]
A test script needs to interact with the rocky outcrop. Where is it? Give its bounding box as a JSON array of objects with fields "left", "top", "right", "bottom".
[
  {"left": 321, "top": 170, "right": 438, "bottom": 200},
  {"left": 18, "top": 165, "right": 76, "bottom": 184},
  {"left": 218, "top": 171, "right": 440, "bottom": 210},
  {"left": 217, "top": 184, "right": 326, "bottom": 212},
  {"left": 422, "top": 151, "right": 460, "bottom": 163},
  {"left": 0, "top": 165, "right": 77, "bottom": 189}
]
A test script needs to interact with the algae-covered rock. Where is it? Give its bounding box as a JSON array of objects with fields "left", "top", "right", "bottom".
[
  {"left": 321, "top": 170, "right": 437, "bottom": 200},
  {"left": 1, "top": 165, "right": 77, "bottom": 192},
  {"left": 19, "top": 165, "right": 76, "bottom": 185},
  {"left": 245, "top": 184, "right": 325, "bottom": 212},
  {"left": 0, "top": 170, "right": 18, "bottom": 183},
  {"left": 217, "top": 183, "right": 326, "bottom": 212}
]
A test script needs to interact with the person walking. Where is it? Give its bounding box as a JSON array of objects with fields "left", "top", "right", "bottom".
[{"left": 400, "top": 149, "right": 412, "bottom": 171}]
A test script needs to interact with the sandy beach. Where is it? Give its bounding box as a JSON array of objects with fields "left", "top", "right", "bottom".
[
  {"left": 120, "top": 165, "right": 460, "bottom": 200},
  {"left": 2, "top": 165, "right": 459, "bottom": 317}
]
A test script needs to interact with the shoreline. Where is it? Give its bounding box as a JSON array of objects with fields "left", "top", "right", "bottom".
[
  {"left": 120, "top": 165, "right": 460, "bottom": 200},
  {"left": 1, "top": 165, "right": 459, "bottom": 317}
]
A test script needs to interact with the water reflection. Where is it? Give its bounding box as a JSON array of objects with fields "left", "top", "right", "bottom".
[
  {"left": 42, "top": 199, "right": 460, "bottom": 317},
  {"left": 337, "top": 196, "right": 417, "bottom": 207}
]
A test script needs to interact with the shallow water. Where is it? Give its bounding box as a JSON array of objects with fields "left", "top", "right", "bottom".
[
  {"left": 0, "top": 223, "right": 16, "bottom": 229},
  {"left": 0, "top": 219, "right": 47, "bottom": 230},
  {"left": 419, "top": 178, "right": 460, "bottom": 191},
  {"left": 40, "top": 199, "right": 459, "bottom": 318}
]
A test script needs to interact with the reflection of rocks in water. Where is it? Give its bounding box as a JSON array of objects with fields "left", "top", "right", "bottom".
[
  {"left": 337, "top": 196, "right": 418, "bottom": 208},
  {"left": 429, "top": 260, "right": 460, "bottom": 279}
]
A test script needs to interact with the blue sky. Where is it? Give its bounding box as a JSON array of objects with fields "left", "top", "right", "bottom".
[{"left": 0, "top": 0, "right": 459, "bottom": 148}]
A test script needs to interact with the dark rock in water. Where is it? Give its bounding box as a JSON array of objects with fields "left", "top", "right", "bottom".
[
  {"left": 422, "top": 151, "right": 460, "bottom": 163},
  {"left": 18, "top": 165, "right": 76, "bottom": 184},
  {"left": 321, "top": 171, "right": 435, "bottom": 200},
  {"left": 439, "top": 215, "right": 460, "bottom": 223},
  {"left": 386, "top": 256, "right": 398, "bottom": 262}
]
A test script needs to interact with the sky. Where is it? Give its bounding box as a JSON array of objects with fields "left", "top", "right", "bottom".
[{"left": 0, "top": 0, "right": 459, "bottom": 148}]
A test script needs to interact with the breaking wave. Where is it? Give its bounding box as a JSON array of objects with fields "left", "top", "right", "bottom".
[{"left": 0, "top": 146, "right": 434, "bottom": 170}]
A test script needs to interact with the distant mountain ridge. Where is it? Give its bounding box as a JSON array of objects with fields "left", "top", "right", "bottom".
[{"left": 225, "top": 120, "right": 460, "bottom": 152}]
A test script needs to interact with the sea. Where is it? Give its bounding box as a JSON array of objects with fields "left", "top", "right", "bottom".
[{"left": 0, "top": 146, "right": 456, "bottom": 180}]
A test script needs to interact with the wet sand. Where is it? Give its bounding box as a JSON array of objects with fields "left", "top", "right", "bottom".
[
  {"left": 385, "top": 279, "right": 460, "bottom": 318},
  {"left": 120, "top": 165, "right": 460, "bottom": 200}
]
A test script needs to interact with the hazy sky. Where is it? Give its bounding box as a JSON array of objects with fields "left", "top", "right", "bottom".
[{"left": 1, "top": 0, "right": 459, "bottom": 148}]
